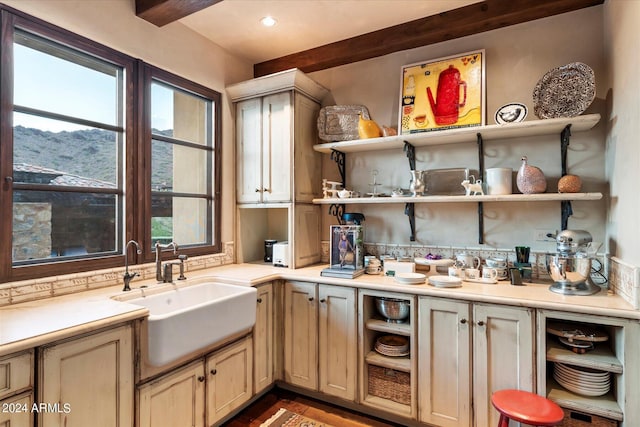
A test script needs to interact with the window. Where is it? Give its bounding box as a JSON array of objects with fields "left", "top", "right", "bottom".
[
  {"left": 0, "top": 9, "right": 221, "bottom": 282},
  {"left": 146, "top": 68, "right": 221, "bottom": 251}
]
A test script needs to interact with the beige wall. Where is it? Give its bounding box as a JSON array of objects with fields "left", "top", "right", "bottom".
[
  {"left": 603, "top": 0, "right": 640, "bottom": 268},
  {"left": 310, "top": 7, "right": 608, "bottom": 255},
  {"left": 3, "top": 0, "right": 253, "bottom": 249}
]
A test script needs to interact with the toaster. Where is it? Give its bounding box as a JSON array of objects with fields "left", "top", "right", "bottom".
[{"left": 272, "top": 241, "right": 289, "bottom": 267}]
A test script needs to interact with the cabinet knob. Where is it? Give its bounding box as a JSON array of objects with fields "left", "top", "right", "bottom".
[
  {"left": 257, "top": 298, "right": 263, "bottom": 303},
  {"left": 263, "top": 187, "right": 270, "bottom": 193},
  {"left": 308, "top": 297, "right": 314, "bottom": 302},
  {"left": 477, "top": 320, "right": 485, "bottom": 326},
  {"left": 255, "top": 188, "right": 261, "bottom": 192},
  {"left": 197, "top": 375, "right": 205, "bottom": 382},
  {"left": 210, "top": 369, "right": 217, "bottom": 375},
  {"left": 460, "top": 319, "right": 467, "bottom": 324},
  {"left": 320, "top": 299, "right": 326, "bottom": 303}
]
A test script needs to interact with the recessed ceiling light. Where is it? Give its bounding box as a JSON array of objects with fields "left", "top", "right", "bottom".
[{"left": 260, "top": 16, "right": 277, "bottom": 27}]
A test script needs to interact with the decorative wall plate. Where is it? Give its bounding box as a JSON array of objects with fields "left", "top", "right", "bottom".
[
  {"left": 317, "top": 105, "right": 371, "bottom": 142},
  {"left": 494, "top": 102, "right": 528, "bottom": 124},
  {"left": 533, "top": 62, "right": 595, "bottom": 119}
]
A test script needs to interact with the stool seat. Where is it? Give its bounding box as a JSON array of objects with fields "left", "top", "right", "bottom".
[{"left": 492, "top": 389, "right": 564, "bottom": 427}]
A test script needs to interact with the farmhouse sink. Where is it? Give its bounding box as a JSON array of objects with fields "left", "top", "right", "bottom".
[{"left": 125, "top": 282, "right": 257, "bottom": 366}]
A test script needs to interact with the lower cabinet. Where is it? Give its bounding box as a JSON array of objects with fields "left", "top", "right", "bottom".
[
  {"left": 137, "top": 336, "right": 253, "bottom": 427},
  {"left": 39, "top": 324, "right": 134, "bottom": 427},
  {"left": 253, "top": 282, "right": 274, "bottom": 394},
  {"left": 418, "top": 298, "right": 534, "bottom": 427},
  {"left": 283, "top": 281, "right": 357, "bottom": 401},
  {"left": 0, "top": 350, "right": 34, "bottom": 427}
]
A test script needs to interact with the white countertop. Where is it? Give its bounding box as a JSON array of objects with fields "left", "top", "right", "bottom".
[{"left": 1, "top": 263, "right": 637, "bottom": 357}]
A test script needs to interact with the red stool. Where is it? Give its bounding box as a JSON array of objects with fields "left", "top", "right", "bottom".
[{"left": 491, "top": 389, "right": 564, "bottom": 427}]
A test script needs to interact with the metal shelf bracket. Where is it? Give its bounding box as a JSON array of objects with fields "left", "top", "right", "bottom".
[
  {"left": 328, "top": 204, "right": 345, "bottom": 225},
  {"left": 477, "top": 132, "right": 485, "bottom": 244},
  {"left": 330, "top": 149, "right": 346, "bottom": 188},
  {"left": 405, "top": 203, "right": 416, "bottom": 241},
  {"left": 560, "top": 124, "right": 573, "bottom": 230}
]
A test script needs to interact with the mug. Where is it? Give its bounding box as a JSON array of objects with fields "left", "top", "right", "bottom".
[
  {"left": 496, "top": 268, "right": 508, "bottom": 280},
  {"left": 465, "top": 268, "right": 480, "bottom": 280},
  {"left": 448, "top": 265, "right": 463, "bottom": 278},
  {"left": 482, "top": 267, "right": 498, "bottom": 280},
  {"left": 456, "top": 253, "right": 480, "bottom": 269},
  {"left": 486, "top": 257, "right": 507, "bottom": 268},
  {"left": 366, "top": 265, "right": 382, "bottom": 275}
]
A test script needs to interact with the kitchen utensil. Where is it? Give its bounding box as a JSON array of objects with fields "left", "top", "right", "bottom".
[
  {"left": 494, "top": 102, "right": 527, "bottom": 124},
  {"left": 547, "top": 230, "right": 601, "bottom": 295},
  {"left": 533, "top": 62, "right": 596, "bottom": 119},
  {"left": 485, "top": 168, "right": 512, "bottom": 195},
  {"left": 375, "top": 298, "right": 410, "bottom": 323},
  {"left": 393, "top": 272, "right": 426, "bottom": 284},
  {"left": 515, "top": 246, "right": 530, "bottom": 263},
  {"left": 427, "top": 64, "right": 467, "bottom": 125},
  {"left": 428, "top": 275, "right": 462, "bottom": 288},
  {"left": 409, "top": 170, "right": 426, "bottom": 196},
  {"left": 317, "top": 105, "right": 371, "bottom": 142},
  {"left": 456, "top": 252, "right": 480, "bottom": 269}
]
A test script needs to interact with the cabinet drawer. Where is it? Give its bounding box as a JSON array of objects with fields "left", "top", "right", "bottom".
[{"left": 0, "top": 351, "right": 34, "bottom": 400}]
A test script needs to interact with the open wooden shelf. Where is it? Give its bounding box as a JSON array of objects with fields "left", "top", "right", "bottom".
[
  {"left": 547, "top": 377, "right": 623, "bottom": 421},
  {"left": 314, "top": 192, "right": 603, "bottom": 205},
  {"left": 546, "top": 338, "right": 623, "bottom": 374},
  {"left": 365, "top": 351, "right": 411, "bottom": 372},
  {"left": 365, "top": 318, "right": 412, "bottom": 336},
  {"left": 313, "top": 114, "right": 601, "bottom": 153}
]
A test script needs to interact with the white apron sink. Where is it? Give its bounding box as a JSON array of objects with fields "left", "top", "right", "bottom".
[{"left": 125, "top": 282, "right": 256, "bottom": 366}]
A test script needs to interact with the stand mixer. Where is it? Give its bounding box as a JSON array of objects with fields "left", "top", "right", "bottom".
[{"left": 545, "top": 230, "right": 601, "bottom": 296}]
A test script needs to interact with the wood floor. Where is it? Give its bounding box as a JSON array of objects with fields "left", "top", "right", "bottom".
[{"left": 222, "top": 387, "right": 404, "bottom": 427}]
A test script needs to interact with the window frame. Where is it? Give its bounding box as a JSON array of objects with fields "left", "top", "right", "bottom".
[{"left": 0, "top": 6, "right": 222, "bottom": 282}]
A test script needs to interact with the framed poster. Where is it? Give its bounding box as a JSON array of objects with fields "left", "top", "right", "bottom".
[
  {"left": 399, "top": 50, "right": 485, "bottom": 135},
  {"left": 329, "top": 225, "right": 363, "bottom": 270}
]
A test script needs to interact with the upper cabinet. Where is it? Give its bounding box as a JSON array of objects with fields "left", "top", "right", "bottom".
[{"left": 228, "top": 69, "right": 328, "bottom": 205}]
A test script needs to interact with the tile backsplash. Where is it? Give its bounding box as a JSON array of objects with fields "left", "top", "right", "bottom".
[{"left": 0, "top": 242, "right": 234, "bottom": 307}]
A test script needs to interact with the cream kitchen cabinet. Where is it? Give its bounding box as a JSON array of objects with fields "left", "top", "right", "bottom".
[
  {"left": 39, "top": 324, "right": 134, "bottom": 427},
  {"left": 253, "top": 282, "right": 274, "bottom": 394},
  {"left": 418, "top": 298, "right": 534, "bottom": 427},
  {"left": 283, "top": 281, "right": 357, "bottom": 401},
  {"left": 0, "top": 350, "right": 34, "bottom": 427},
  {"left": 138, "top": 361, "right": 206, "bottom": 427},
  {"left": 138, "top": 336, "right": 252, "bottom": 427},
  {"left": 230, "top": 69, "right": 327, "bottom": 268}
]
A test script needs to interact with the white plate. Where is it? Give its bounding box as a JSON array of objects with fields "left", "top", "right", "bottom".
[
  {"left": 414, "top": 258, "right": 454, "bottom": 266},
  {"left": 495, "top": 102, "right": 528, "bottom": 124},
  {"left": 463, "top": 277, "right": 498, "bottom": 284},
  {"left": 429, "top": 275, "right": 462, "bottom": 288},
  {"left": 553, "top": 372, "right": 609, "bottom": 397},
  {"left": 555, "top": 363, "right": 610, "bottom": 380},
  {"left": 553, "top": 370, "right": 609, "bottom": 390}
]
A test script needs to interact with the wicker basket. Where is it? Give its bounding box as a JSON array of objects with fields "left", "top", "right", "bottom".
[
  {"left": 367, "top": 365, "right": 410, "bottom": 405},
  {"left": 559, "top": 408, "right": 617, "bottom": 427}
]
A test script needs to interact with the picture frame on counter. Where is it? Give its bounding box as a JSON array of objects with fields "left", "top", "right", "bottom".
[
  {"left": 322, "top": 225, "right": 364, "bottom": 278},
  {"left": 399, "top": 49, "right": 486, "bottom": 135}
]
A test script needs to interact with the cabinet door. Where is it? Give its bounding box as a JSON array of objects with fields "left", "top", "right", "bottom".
[
  {"left": 283, "top": 281, "right": 318, "bottom": 390},
  {"left": 0, "top": 392, "right": 33, "bottom": 427},
  {"left": 293, "top": 203, "right": 321, "bottom": 268},
  {"left": 318, "top": 285, "right": 357, "bottom": 401},
  {"left": 39, "top": 325, "right": 134, "bottom": 427},
  {"left": 206, "top": 337, "right": 253, "bottom": 426},
  {"left": 236, "top": 98, "right": 263, "bottom": 203},
  {"left": 254, "top": 283, "right": 274, "bottom": 394},
  {"left": 418, "top": 298, "right": 472, "bottom": 427},
  {"left": 261, "top": 92, "right": 292, "bottom": 202},
  {"left": 138, "top": 361, "right": 205, "bottom": 427},
  {"left": 473, "top": 304, "right": 534, "bottom": 427},
  {"left": 293, "top": 93, "right": 321, "bottom": 202}
]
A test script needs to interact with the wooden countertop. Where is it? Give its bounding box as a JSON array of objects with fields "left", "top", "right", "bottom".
[{"left": 1, "top": 263, "right": 637, "bottom": 357}]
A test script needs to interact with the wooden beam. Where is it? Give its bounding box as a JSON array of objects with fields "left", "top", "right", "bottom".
[
  {"left": 136, "top": 0, "right": 223, "bottom": 27},
  {"left": 254, "top": 0, "right": 603, "bottom": 77}
]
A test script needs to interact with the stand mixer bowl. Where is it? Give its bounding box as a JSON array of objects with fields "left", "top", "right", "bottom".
[{"left": 545, "top": 253, "right": 600, "bottom": 295}]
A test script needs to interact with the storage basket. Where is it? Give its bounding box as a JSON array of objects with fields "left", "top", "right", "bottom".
[
  {"left": 367, "top": 365, "right": 410, "bottom": 405},
  {"left": 559, "top": 408, "right": 617, "bottom": 427}
]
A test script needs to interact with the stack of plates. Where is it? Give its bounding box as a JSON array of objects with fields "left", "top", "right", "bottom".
[
  {"left": 394, "top": 272, "right": 426, "bottom": 285},
  {"left": 375, "top": 335, "right": 410, "bottom": 357},
  {"left": 553, "top": 363, "right": 610, "bottom": 397},
  {"left": 428, "top": 275, "right": 462, "bottom": 288}
]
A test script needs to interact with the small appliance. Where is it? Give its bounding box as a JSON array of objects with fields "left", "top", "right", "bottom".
[
  {"left": 264, "top": 239, "right": 277, "bottom": 263},
  {"left": 272, "top": 241, "right": 289, "bottom": 267},
  {"left": 545, "top": 230, "right": 600, "bottom": 295}
]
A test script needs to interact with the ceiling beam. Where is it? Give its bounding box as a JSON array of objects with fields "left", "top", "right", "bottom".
[
  {"left": 136, "top": 0, "right": 223, "bottom": 27},
  {"left": 254, "top": 0, "right": 603, "bottom": 77}
]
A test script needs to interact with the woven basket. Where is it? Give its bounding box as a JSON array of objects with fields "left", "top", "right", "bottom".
[
  {"left": 367, "top": 365, "right": 410, "bottom": 405},
  {"left": 559, "top": 408, "right": 617, "bottom": 427}
]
